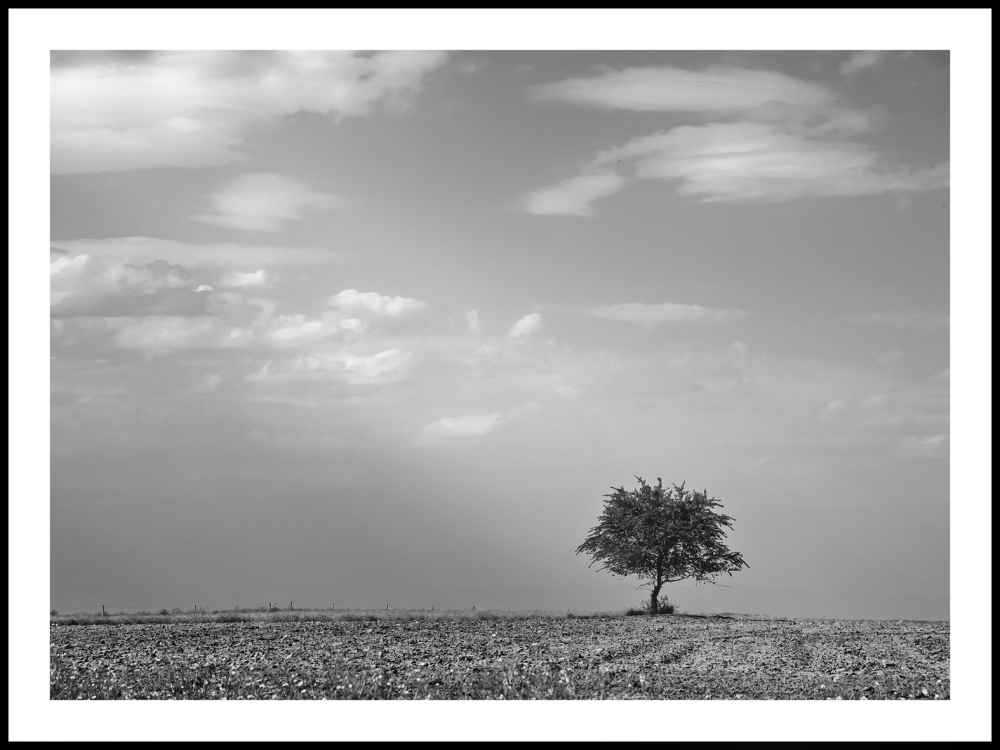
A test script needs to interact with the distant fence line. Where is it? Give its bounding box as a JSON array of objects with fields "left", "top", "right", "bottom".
[{"left": 52, "top": 604, "right": 533, "bottom": 614}]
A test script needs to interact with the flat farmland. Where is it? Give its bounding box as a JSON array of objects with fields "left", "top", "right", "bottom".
[{"left": 49, "top": 613, "right": 949, "bottom": 700}]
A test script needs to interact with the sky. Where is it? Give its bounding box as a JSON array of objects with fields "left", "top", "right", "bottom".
[
  {"left": 8, "top": 9, "right": 992, "bottom": 743},
  {"left": 45, "top": 49, "right": 959, "bottom": 621}
]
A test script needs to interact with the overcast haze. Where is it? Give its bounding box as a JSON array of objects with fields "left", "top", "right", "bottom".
[{"left": 49, "top": 50, "right": 952, "bottom": 620}]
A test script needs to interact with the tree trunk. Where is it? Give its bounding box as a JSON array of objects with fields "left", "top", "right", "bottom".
[{"left": 650, "top": 581, "right": 662, "bottom": 614}]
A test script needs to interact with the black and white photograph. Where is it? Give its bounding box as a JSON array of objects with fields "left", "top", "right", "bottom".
[{"left": 9, "top": 8, "right": 991, "bottom": 742}]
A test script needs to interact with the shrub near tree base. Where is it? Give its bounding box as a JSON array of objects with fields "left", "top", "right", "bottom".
[
  {"left": 577, "top": 477, "right": 748, "bottom": 614},
  {"left": 624, "top": 597, "right": 676, "bottom": 616}
]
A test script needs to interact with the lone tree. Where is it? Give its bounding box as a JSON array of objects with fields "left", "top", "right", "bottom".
[{"left": 576, "top": 477, "right": 748, "bottom": 614}]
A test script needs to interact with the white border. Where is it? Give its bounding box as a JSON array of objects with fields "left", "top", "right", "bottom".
[{"left": 10, "top": 8, "right": 991, "bottom": 742}]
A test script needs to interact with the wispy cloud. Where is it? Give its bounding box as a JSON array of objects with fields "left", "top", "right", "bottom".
[
  {"left": 465, "top": 310, "right": 482, "bottom": 335},
  {"left": 820, "top": 399, "right": 848, "bottom": 418},
  {"left": 51, "top": 51, "right": 448, "bottom": 174},
  {"left": 846, "top": 311, "right": 950, "bottom": 330},
  {"left": 523, "top": 64, "right": 948, "bottom": 208},
  {"left": 194, "top": 173, "right": 343, "bottom": 233},
  {"left": 244, "top": 346, "right": 412, "bottom": 387},
  {"left": 508, "top": 313, "right": 542, "bottom": 338},
  {"left": 592, "top": 122, "right": 948, "bottom": 203},
  {"left": 587, "top": 302, "right": 746, "bottom": 328},
  {"left": 416, "top": 412, "right": 503, "bottom": 442},
  {"left": 841, "top": 51, "right": 887, "bottom": 77},
  {"left": 900, "top": 433, "right": 948, "bottom": 459},
  {"left": 49, "top": 237, "right": 346, "bottom": 269},
  {"left": 114, "top": 315, "right": 247, "bottom": 353},
  {"left": 521, "top": 172, "right": 625, "bottom": 216},
  {"left": 531, "top": 65, "right": 835, "bottom": 113}
]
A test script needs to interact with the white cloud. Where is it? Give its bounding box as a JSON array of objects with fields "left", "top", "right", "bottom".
[
  {"left": 195, "top": 285, "right": 214, "bottom": 292},
  {"left": 328, "top": 289, "right": 427, "bottom": 318},
  {"left": 900, "top": 433, "right": 948, "bottom": 459},
  {"left": 49, "top": 237, "right": 344, "bottom": 269},
  {"left": 841, "top": 51, "right": 887, "bottom": 77},
  {"left": 465, "top": 310, "right": 482, "bottom": 335},
  {"left": 113, "top": 315, "right": 250, "bottom": 352},
  {"left": 221, "top": 270, "right": 268, "bottom": 288},
  {"left": 862, "top": 393, "right": 888, "bottom": 409},
  {"left": 532, "top": 65, "right": 835, "bottom": 113},
  {"left": 194, "top": 173, "right": 343, "bottom": 233},
  {"left": 417, "top": 412, "right": 503, "bottom": 441},
  {"left": 336, "top": 349, "right": 411, "bottom": 385},
  {"left": 594, "top": 122, "right": 949, "bottom": 203},
  {"left": 587, "top": 302, "right": 746, "bottom": 328},
  {"left": 51, "top": 51, "right": 448, "bottom": 174},
  {"left": 526, "top": 64, "right": 948, "bottom": 207},
  {"left": 50, "top": 254, "right": 208, "bottom": 318},
  {"left": 521, "top": 172, "right": 626, "bottom": 216},
  {"left": 261, "top": 314, "right": 339, "bottom": 348},
  {"left": 244, "top": 347, "right": 412, "bottom": 389},
  {"left": 820, "top": 399, "right": 848, "bottom": 418},
  {"left": 846, "top": 311, "right": 950, "bottom": 330},
  {"left": 508, "top": 313, "right": 542, "bottom": 338}
]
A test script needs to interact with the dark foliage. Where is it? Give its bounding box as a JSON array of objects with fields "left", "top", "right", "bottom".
[{"left": 577, "top": 477, "right": 748, "bottom": 613}]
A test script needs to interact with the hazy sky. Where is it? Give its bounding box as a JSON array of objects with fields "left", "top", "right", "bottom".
[{"left": 47, "top": 49, "right": 955, "bottom": 620}]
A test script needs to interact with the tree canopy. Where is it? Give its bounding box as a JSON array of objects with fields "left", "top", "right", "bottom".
[{"left": 576, "top": 477, "right": 748, "bottom": 614}]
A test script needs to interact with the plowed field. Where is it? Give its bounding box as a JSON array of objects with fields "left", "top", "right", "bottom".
[{"left": 50, "top": 614, "right": 949, "bottom": 700}]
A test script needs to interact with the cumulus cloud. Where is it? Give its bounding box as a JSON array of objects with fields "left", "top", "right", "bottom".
[
  {"left": 587, "top": 302, "right": 746, "bottom": 328},
  {"left": 51, "top": 50, "right": 448, "bottom": 174},
  {"left": 416, "top": 412, "right": 503, "bottom": 442},
  {"left": 337, "top": 349, "right": 411, "bottom": 385},
  {"left": 846, "top": 311, "right": 950, "bottom": 330},
  {"left": 521, "top": 172, "right": 626, "bottom": 216},
  {"left": 328, "top": 289, "right": 427, "bottom": 318},
  {"left": 465, "top": 310, "right": 482, "bottom": 335},
  {"left": 194, "top": 173, "right": 343, "bottom": 233},
  {"left": 841, "top": 51, "right": 887, "bottom": 77},
  {"left": 508, "top": 313, "right": 542, "bottom": 338},
  {"left": 50, "top": 254, "right": 208, "bottom": 318},
  {"left": 531, "top": 65, "right": 835, "bottom": 113},
  {"left": 523, "top": 64, "right": 949, "bottom": 208},
  {"left": 221, "top": 270, "right": 268, "bottom": 288}
]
